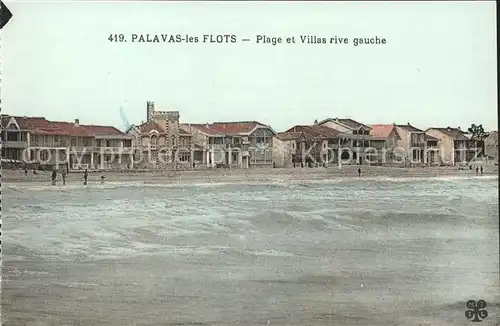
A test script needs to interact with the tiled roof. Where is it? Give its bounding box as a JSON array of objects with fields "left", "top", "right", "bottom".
[
  {"left": 179, "top": 128, "right": 190, "bottom": 135},
  {"left": 425, "top": 134, "right": 439, "bottom": 141},
  {"left": 53, "top": 121, "right": 94, "bottom": 137},
  {"left": 82, "top": 125, "right": 124, "bottom": 135},
  {"left": 138, "top": 120, "right": 166, "bottom": 134},
  {"left": 427, "top": 127, "right": 469, "bottom": 140},
  {"left": 210, "top": 121, "right": 266, "bottom": 134},
  {"left": 15, "top": 117, "right": 69, "bottom": 136},
  {"left": 189, "top": 121, "right": 269, "bottom": 135},
  {"left": 318, "top": 118, "right": 371, "bottom": 130},
  {"left": 188, "top": 124, "right": 222, "bottom": 135},
  {"left": 369, "top": 124, "right": 395, "bottom": 138},
  {"left": 276, "top": 131, "right": 305, "bottom": 141},
  {"left": 1, "top": 115, "right": 125, "bottom": 137},
  {"left": 396, "top": 124, "right": 423, "bottom": 133},
  {"left": 284, "top": 125, "right": 340, "bottom": 139}
]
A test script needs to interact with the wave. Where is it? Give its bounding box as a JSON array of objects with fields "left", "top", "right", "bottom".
[{"left": 3, "top": 173, "right": 497, "bottom": 193}]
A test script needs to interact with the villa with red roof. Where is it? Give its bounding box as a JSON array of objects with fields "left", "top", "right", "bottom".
[
  {"left": 368, "top": 123, "right": 441, "bottom": 166},
  {"left": 1, "top": 114, "right": 134, "bottom": 170},
  {"left": 182, "top": 121, "right": 276, "bottom": 168}
]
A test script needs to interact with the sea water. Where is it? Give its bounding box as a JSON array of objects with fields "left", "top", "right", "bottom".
[{"left": 2, "top": 176, "right": 499, "bottom": 325}]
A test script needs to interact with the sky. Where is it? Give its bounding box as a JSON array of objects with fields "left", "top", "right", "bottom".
[{"left": 1, "top": 1, "right": 497, "bottom": 132}]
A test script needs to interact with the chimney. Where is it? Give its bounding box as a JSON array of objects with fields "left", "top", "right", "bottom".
[
  {"left": 335, "top": 117, "right": 339, "bottom": 122},
  {"left": 74, "top": 118, "right": 79, "bottom": 126},
  {"left": 314, "top": 119, "right": 318, "bottom": 125},
  {"left": 457, "top": 126, "right": 461, "bottom": 130},
  {"left": 407, "top": 122, "right": 410, "bottom": 126},
  {"left": 446, "top": 126, "right": 451, "bottom": 130}
]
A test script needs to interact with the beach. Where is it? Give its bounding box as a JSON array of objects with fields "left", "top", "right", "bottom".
[
  {"left": 1, "top": 167, "right": 499, "bottom": 325},
  {"left": 2, "top": 165, "right": 498, "bottom": 185}
]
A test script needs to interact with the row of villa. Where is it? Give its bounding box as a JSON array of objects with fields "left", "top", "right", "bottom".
[{"left": 1, "top": 101, "right": 498, "bottom": 170}]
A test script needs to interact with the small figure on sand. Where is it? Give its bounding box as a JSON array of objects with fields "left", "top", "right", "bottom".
[
  {"left": 476, "top": 166, "right": 479, "bottom": 175},
  {"left": 100, "top": 175, "right": 105, "bottom": 184},
  {"left": 61, "top": 169, "right": 67, "bottom": 185},
  {"left": 51, "top": 169, "right": 57, "bottom": 185},
  {"left": 480, "top": 166, "right": 483, "bottom": 175},
  {"left": 83, "top": 169, "right": 88, "bottom": 185},
  {"left": 358, "top": 167, "right": 361, "bottom": 177},
  {"left": 33, "top": 168, "right": 38, "bottom": 175},
  {"left": 25, "top": 168, "right": 28, "bottom": 176}
]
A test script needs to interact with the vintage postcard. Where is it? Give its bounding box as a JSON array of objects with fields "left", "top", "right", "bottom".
[{"left": 0, "top": 1, "right": 498, "bottom": 325}]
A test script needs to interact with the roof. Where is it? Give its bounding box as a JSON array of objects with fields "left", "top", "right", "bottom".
[
  {"left": 284, "top": 125, "right": 340, "bottom": 139},
  {"left": 395, "top": 124, "right": 424, "bottom": 133},
  {"left": 317, "top": 118, "right": 371, "bottom": 130},
  {"left": 137, "top": 120, "right": 166, "bottom": 134},
  {"left": 1, "top": 115, "right": 125, "bottom": 137},
  {"left": 179, "top": 128, "right": 191, "bottom": 135},
  {"left": 15, "top": 117, "right": 69, "bottom": 136},
  {"left": 81, "top": 125, "right": 124, "bottom": 136},
  {"left": 53, "top": 121, "right": 93, "bottom": 137},
  {"left": 276, "top": 131, "right": 307, "bottom": 141},
  {"left": 369, "top": 124, "right": 396, "bottom": 138},
  {"left": 425, "top": 134, "right": 439, "bottom": 141},
  {"left": 427, "top": 127, "right": 469, "bottom": 140},
  {"left": 189, "top": 121, "right": 271, "bottom": 136}
]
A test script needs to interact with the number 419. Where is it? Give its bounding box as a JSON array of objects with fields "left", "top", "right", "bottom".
[{"left": 108, "top": 34, "right": 125, "bottom": 42}]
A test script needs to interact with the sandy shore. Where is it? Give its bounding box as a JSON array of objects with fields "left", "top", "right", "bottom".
[{"left": 2, "top": 165, "right": 497, "bottom": 184}]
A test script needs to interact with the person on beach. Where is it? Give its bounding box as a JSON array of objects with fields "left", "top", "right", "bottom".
[
  {"left": 51, "top": 169, "right": 57, "bottom": 185},
  {"left": 358, "top": 167, "right": 361, "bottom": 177},
  {"left": 25, "top": 168, "right": 28, "bottom": 176},
  {"left": 476, "top": 166, "right": 479, "bottom": 175},
  {"left": 61, "top": 169, "right": 66, "bottom": 185},
  {"left": 83, "top": 169, "right": 88, "bottom": 185},
  {"left": 480, "top": 166, "right": 483, "bottom": 175},
  {"left": 100, "top": 175, "right": 105, "bottom": 184}
]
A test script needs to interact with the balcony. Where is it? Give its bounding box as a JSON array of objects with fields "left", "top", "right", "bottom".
[
  {"left": 94, "top": 146, "right": 134, "bottom": 154},
  {"left": 2, "top": 140, "right": 28, "bottom": 148},
  {"left": 29, "top": 141, "right": 67, "bottom": 148}
]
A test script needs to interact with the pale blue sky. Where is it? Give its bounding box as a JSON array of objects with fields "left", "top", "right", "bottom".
[{"left": 1, "top": 1, "right": 497, "bottom": 132}]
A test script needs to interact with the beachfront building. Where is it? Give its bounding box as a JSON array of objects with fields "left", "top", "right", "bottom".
[
  {"left": 127, "top": 101, "right": 192, "bottom": 169},
  {"left": 182, "top": 121, "right": 276, "bottom": 168},
  {"left": 369, "top": 124, "right": 401, "bottom": 165},
  {"left": 45, "top": 119, "right": 133, "bottom": 170},
  {"left": 315, "top": 118, "right": 373, "bottom": 164},
  {"left": 1, "top": 115, "right": 32, "bottom": 163},
  {"left": 277, "top": 125, "right": 340, "bottom": 167},
  {"left": 1, "top": 115, "right": 69, "bottom": 168},
  {"left": 272, "top": 132, "right": 298, "bottom": 168},
  {"left": 484, "top": 131, "right": 498, "bottom": 165},
  {"left": 392, "top": 123, "right": 429, "bottom": 166},
  {"left": 1, "top": 114, "right": 134, "bottom": 170},
  {"left": 369, "top": 124, "right": 440, "bottom": 166},
  {"left": 84, "top": 124, "right": 134, "bottom": 170},
  {"left": 426, "top": 127, "right": 479, "bottom": 166}
]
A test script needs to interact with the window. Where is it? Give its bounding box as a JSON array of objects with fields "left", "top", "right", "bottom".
[
  {"left": 353, "top": 130, "right": 358, "bottom": 135},
  {"left": 150, "top": 136, "right": 158, "bottom": 147}
]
